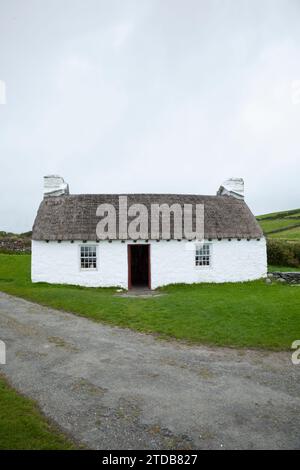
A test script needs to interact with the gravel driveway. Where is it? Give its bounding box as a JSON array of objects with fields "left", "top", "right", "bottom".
[{"left": 0, "top": 291, "right": 299, "bottom": 450}]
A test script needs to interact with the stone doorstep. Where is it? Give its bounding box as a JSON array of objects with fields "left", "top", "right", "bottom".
[{"left": 114, "top": 287, "right": 166, "bottom": 298}]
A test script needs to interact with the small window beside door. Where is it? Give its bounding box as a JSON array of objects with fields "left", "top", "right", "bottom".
[
  {"left": 195, "top": 243, "right": 211, "bottom": 266},
  {"left": 80, "top": 245, "right": 97, "bottom": 270}
]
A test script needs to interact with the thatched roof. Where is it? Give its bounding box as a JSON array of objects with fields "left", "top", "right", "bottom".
[{"left": 32, "top": 194, "right": 263, "bottom": 240}]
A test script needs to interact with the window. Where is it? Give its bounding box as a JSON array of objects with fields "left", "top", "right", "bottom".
[
  {"left": 80, "top": 245, "right": 97, "bottom": 269},
  {"left": 195, "top": 243, "right": 211, "bottom": 266}
]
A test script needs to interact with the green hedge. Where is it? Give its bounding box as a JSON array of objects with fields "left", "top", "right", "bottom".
[{"left": 267, "top": 239, "right": 300, "bottom": 268}]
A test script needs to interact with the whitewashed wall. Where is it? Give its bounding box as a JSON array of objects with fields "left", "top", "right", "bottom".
[
  {"left": 151, "top": 238, "right": 267, "bottom": 286},
  {"left": 31, "top": 238, "right": 267, "bottom": 289}
]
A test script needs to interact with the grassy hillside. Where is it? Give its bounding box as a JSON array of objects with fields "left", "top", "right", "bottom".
[{"left": 257, "top": 208, "right": 300, "bottom": 241}]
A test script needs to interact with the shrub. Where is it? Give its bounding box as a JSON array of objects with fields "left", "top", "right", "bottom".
[
  {"left": 292, "top": 243, "right": 300, "bottom": 262},
  {"left": 267, "top": 239, "right": 300, "bottom": 267}
]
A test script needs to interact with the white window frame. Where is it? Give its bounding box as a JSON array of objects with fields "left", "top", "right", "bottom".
[
  {"left": 195, "top": 242, "right": 212, "bottom": 268},
  {"left": 79, "top": 244, "right": 98, "bottom": 271}
]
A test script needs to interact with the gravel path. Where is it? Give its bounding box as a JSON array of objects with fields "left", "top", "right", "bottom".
[{"left": 0, "top": 291, "right": 299, "bottom": 450}]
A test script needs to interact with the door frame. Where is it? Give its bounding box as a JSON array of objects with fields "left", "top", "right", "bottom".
[{"left": 127, "top": 244, "right": 151, "bottom": 290}]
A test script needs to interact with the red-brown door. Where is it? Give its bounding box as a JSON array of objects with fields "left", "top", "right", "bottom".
[{"left": 128, "top": 244, "right": 151, "bottom": 289}]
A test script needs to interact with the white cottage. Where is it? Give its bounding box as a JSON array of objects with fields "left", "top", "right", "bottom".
[{"left": 31, "top": 176, "right": 267, "bottom": 289}]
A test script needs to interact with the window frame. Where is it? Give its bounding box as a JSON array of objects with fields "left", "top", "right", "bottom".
[
  {"left": 79, "top": 244, "right": 98, "bottom": 271},
  {"left": 195, "top": 242, "right": 212, "bottom": 268}
]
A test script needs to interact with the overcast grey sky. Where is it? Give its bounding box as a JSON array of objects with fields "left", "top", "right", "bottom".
[{"left": 0, "top": 0, "right": 299, "bottom": 232}]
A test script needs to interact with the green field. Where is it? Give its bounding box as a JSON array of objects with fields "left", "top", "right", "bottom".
[
  {"left": 268, "top": 226, "right": 300, "bottom": 240},
  {"left": 259, "top": 218, "right": 300, "bottom": 233},
  {"left": 257, "top": 208, "right": 300, "bottom": 240},
  {"left": 256, "top": 209, "right": 300, "bottom": 220},
  {"left": 0, "top": 375, "right": 74, "bottom": 450},
  {"left": 0, "top": 254, "right": 299, "bottom": 350}
]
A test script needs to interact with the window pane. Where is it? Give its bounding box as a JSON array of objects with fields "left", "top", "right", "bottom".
[
  {"left": 195, "top": 244, "right": 210, "bottom": 266},
  {"left": 81, "top": 245, "right": 97, "bottom": 269}
]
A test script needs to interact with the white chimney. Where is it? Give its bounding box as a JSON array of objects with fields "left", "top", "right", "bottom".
[
  {"left": 217, "top": 177, "right": 244, "bottom": 200},
  {"left": 44, "top": 175, "right": 69, "bottom": 197}
]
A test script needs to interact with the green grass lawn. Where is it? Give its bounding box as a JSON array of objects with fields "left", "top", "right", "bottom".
[
  {"left": 268, "top": 265, "right": 300, "bottom": 272},
  {"left": 0, "top": 375, "right": 74, "bottom": 450},
  {"left": 0, "top": 254, "right": 299, "bottom": 350}
]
